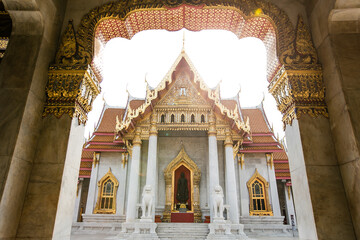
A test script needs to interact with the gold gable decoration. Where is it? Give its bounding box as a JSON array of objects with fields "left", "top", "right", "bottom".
[{"left": 115, "top": 51, "right": 251, "bottom": 136}]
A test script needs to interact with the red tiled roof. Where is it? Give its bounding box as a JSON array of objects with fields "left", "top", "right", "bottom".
[
  {"left": 97, "top": 108, "right": 125, "bottom": 133},
  {"left": 273, "top": 151, "right": 288, "bottom": 160},
  {"left": 242, "top": 109, "right": 270, "bottom": 133},
  {"left": 221, "top": 99, "right": 237, "bottom": 110},
  {"left": 129, "top": 99, "right": 145, "bottom": 110},
  {"left": 92, "top": 135, "right": 115, "bottom": 142},
  {"left": 81, "top": 151, "right": 93, "bottom": 159},
  {"left": 251, "top": 136, "right": 277, "bottom": 143}
]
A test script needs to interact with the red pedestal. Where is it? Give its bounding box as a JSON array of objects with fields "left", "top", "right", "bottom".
[{"left": 171, "top": 213, "right": 194, "bottom": 223}]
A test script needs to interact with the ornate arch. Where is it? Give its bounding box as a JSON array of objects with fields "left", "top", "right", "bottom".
[
  {"left": 163, "top": 146, "right": 201, "bottom": 222},
  {"left": 46, "top": 0, "right": 327, "bottom": 129},
  {"left": 55, "top": 0, "right": 296, "bottom": 79}
]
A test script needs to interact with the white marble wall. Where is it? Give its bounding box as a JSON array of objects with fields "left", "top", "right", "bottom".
[
  {"left": 238, "top": 153, "right": 280, "bottom": 217},
  {"left": 157, "top": 134, "right": 226, "bottom": 213}
]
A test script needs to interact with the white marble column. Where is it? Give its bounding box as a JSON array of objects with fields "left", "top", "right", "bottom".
[
  {"left": 285, "top": 184, "right": 297, "bottom": 226},
  {"left": 208, "top": 112, "right": 219, "bottom": 221},
  {"left": 73, "top": 179, "right": 83, "bottom": 222},
  {"left": 224, "top": 129, "right": 239, "bottom": 224},
  {"left": 238, "top": 153, "right": 249, "bottom": 217},
  {"left": 52, "top": 118, "right": 85, "bottom": 240},
  {"left": 266, "top": 153, "right": 281, "bottom": 216},
  {"left": 85, "top": 153, "right": 100, "bottom": 215},
  {"left": 145, "top": 114, "right": 158, "bottom": 220},
  {"left": 126, "top": 128, "right": 142, "bottom": 222}
]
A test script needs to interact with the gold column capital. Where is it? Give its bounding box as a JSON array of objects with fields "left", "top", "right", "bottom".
[
  {"left": 269, "top": 66, "right": 328, "bottom": 129},
  {"left": 149, "top": 113, "right": 158, "bottom": 136},
  {"left": 208, "top": 111, "right": 216, "bottom": 136},
  {"left": 133, "top": 128, "right": 142, "bottom": 146},
  {"left": 224, "top": 128, "right": 232, "bottom": 147}
]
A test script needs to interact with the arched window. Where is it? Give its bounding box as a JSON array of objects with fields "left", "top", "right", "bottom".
[
  {"left": 191, "top": 114, "right": 195, "bottom": 123},
  {"left": 247, "top": 169, "right": 273, "bottom": 216},
  {"left": 251, "top": 180, "right": 266, "bottom": 211},
  {"left": 201, "top": 114, "right": 205, "bottom": 123},
  {"left": 161, "top": 114, "right": 165, "bottom": 123},
  {"left": 181, "top": 114, "right": 185, "bottom": 123},
  {"left": 171, "top": 114, "right": 175, "bottom": 123},
  {"left": 94, "top": 168, "right": 119, "bottom": 214}
]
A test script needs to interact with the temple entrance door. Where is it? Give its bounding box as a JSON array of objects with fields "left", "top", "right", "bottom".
[{"left": 163, "top": 147, "right": 201, "bottom": 223}]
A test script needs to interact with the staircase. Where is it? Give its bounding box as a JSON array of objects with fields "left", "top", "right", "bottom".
[{"left": 157, "top": 223, "right": 209, "bottom": 240}]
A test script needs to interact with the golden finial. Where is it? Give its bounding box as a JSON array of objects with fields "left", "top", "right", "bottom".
[{"left": 144, "top": 73, "right": 148, "bottom": 83}]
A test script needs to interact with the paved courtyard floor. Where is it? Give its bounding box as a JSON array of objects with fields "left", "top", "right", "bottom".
[{"left": 71, "top": 233, "right": 299, "bottom": 240}]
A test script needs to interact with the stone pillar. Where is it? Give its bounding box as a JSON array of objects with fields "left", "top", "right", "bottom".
[
  {"left": 208, "top": 111, "right": 219, "bottom": 222},
  {"left": 145, "top": 114, "right": 158, "bottom": 221},
  {"left": 265, "top": 153, "right": 281, "bottom": 217},
  {"left": 270, "top": 39, "right": 356, "bottom": 239},
  {"left": 126, "top": 128, "right": 142, "bottom": 222},
  {"left": 224, "top": 129, "right": 239, "bottom": 224},
  {"left": 237, "top": 153, "right": 249, "bottom": 217},
  {"left": 85, "top": 153, "right": 100, "bottom": 215},
  {"left": 52, "top": 118, "right": 85, "bottom": 240},
  {"left": 73, "top": 179, "right": 83, "bottom": 222},
  {"left": 328, "top": 5, "right": 360, "bottom": 239},
  {"left": 284, "top": 184, "right": 296, "bottom": 226}
]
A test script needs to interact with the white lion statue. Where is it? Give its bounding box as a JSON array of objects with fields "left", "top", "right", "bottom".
[
  {"left": 141, "top": 185, "right": 153, "bottom": 218},
  {"left": 212, "top": 185, "right": 224, "bottom": 219}
]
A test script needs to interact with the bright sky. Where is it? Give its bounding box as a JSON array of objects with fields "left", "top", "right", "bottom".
[{"left": 85, "top": 29, "right": 284, "bottom": 141}]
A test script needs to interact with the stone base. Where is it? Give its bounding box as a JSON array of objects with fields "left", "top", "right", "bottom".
[
  {"left": 207, "top": 223, "right": 234, "bottom": 239},
  {"left": 116, "top": 222, "right": 159, "bottom": 240},
  {"left": 240, "top": 216, "right": 294, "bottom": 237}
]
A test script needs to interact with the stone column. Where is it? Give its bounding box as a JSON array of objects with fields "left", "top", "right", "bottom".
[
  {"left": 270, "top": 59, "right": 356, "bottom": 239},
  {"left": 145, "top": 113, "right": 158, "bottom": 220},
  {"left": 224, "top": 129, "right": 239, "bottom": 224},
  {"left": 237, "top": 153, "right": 249, "bottom": 217},
  {"left": 284, "top": 184, "right": 296, "bottom": 226},
  {"left": 85, "top": 153, "right": 100, "bottom": 215},
  {"left": 73, "top": 179, "right": 83, "bottom": 223},
  {"left": 52, "top": 118, "right": 85, "bottom": 240},
  {"left": 208, "top": 111, "right": 219, "bottom": 221},
  {"left": 126, "top": 128, "right": 142, "bottom": 222},
  {"left": 265, "top": 153, "right": 281, "bottom": 217}
]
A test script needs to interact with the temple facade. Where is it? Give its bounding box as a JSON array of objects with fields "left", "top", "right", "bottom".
[{"left": 72, "top": 50, "right": 296, "bottom": 238}]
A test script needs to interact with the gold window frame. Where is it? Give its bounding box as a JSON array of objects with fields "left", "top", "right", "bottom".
[
  {"left": 247, "top": 169, "right": 273, "bottom": 216},
  {"left": 94, "top": 168, "right": 119, "bottom": 214}
]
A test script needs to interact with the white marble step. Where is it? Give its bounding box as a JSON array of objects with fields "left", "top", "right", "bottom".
[{"left": 157, "top": 223, "right": 209, "bottom": 240}]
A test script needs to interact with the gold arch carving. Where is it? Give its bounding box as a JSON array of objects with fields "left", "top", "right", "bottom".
[
  {"left": 246, "top": 168, "right": 273, "bottom": 216},
  {"left": 48, "top": 0, "right": 327, "bottom": 129},
  {"left": 163, "top": 146, "right": 202, "bottom": 223}
]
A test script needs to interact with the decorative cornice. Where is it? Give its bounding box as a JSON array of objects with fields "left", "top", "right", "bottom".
[
  {"left": 269, "top": 68, "right": 327, "bottom": 128},
  {"left": 43, "top": 64, "right": 100, "bottom": 124}
]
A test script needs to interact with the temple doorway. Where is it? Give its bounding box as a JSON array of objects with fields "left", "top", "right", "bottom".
[{"left": 163, "top": 147, "right": 202, "bottom": 223}]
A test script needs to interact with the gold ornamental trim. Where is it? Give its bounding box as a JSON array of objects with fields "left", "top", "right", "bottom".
[
  {"left": 269, "top": 67, "right": 328, "bottom": 128},
  {"left": 94, "top": 168, "right": 119, "bottom": 214},
  {"left": 43, "top": 64, "right": 100, "bottom": 125},
  {"left": 247, "top": 169, "right": 273, "bottom": 216}
]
